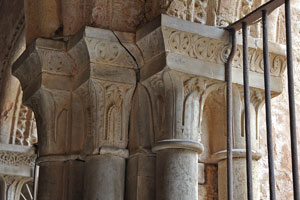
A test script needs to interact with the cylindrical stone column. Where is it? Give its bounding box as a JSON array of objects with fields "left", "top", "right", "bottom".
[
  {"left": 153, "top": 140, "right": 202, "bottom": 200},
  {"left": 126, "top": 152, "right": 156, "bottom": 200},
  {"left": 214, "top": 150, "right": 261, "bottom": 200},
  {"left": 37, "top": 162, "right": 65, "bottom": 200},
  {"left": 36, "top": 159, "right": 84, "bottom": 200},
  {"left": 83, "top": 148, "right": 128, "bottom": 200}
]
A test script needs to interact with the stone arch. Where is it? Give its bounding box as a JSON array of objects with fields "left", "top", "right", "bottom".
[
  {"left": 200, "top": 84, "right": 227, "bottom": 161},
  {"left": 5, "top": 83, "right": 38, "bottom": 147},
  {"left": 14, "top": 178, "right": 34, "bottom": 200}
]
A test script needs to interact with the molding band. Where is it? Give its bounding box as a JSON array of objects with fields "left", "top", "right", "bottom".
[{"left": 152, "top": 139, "right": 203, "bottom": 153}]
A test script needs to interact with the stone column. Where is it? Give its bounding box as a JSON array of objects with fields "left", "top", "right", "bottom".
[
  {"left": 211, "top": 86, "right": 273, "bottom": 200},
  {"left": 143, "top": 71, "right": 220, "bottom": 200},
  {"left": 13, "top": 26, "right": 138, "bottom": 199},
  {"left": 154, "top": 144, "right": 200, "bottom": 200},
  {"left": 126, "top": 84, "right": 156, "bottom": 200},
  {"left": 136, "top": 15, "right": 233, "bottom": 200},
  {"left": 12, "top": 39, "right": 85, "bottom": 200},
  {"left": 13, "top": 27, "right": 138, "bottom": 199},
  {"left": 135, "top": 14, "right": 287, "bottom": 200},
  {"left": 68, "top": 27, "right": 138, "bottom": 200}
]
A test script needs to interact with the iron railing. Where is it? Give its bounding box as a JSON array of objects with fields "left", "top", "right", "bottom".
[{"left": 225, "top": 0, "right": 299, "bottom": 199}]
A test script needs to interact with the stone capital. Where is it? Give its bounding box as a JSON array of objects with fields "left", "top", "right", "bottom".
[
  {"left": 68, "top": 27, "right": 139, "bottom": 155},
  {"left": 135, "top": 14, "right": 286, "bottom": 158},
  {"left": 143, "top": 70, "right": 222, "bottom": 148},
  {"left": 12, "top": 39, "right": 72, "bottom": 101},
  {"left": 137, "top": 14, "right": 286, "bottom": 93},
  {"left": 12, "top": 27, "right": 140, "bottom": 156}
]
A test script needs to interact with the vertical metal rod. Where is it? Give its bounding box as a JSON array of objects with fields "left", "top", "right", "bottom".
[
  {"left": 242, "top": 22, "right": 253, "bottom": 200},
  {"left": 285, "top": 0, "right": 300, "bottom": 199},
  {"left": 226, "top": 29, "right": 237, "bottom": 200},
  {"left": 262, "top": 9, "right": 277, "bottom": 200}
]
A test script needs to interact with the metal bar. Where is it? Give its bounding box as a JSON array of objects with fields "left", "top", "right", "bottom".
[
  {"left": 262, "top": 9, "right": 277, "bottom": 200},
  {"left": 285, "top": 0, "right": 300, "bottom": 199},
  {"left": 242, "top": 22, "right": 253, "bottom": 200},
  {"left": 226, "top": 29, "right": 237, "bottom": 200},
  {"left": 226, "top": 0, "right": 284, "bottom": 31}
]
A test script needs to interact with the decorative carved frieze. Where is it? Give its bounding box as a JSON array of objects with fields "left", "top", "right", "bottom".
[
  {"left": 84, "top": 36, "right": 138, "bottom": 68},
  {"left": 0, "top": 151, "right": 36, "bottom": 167},
  {"left": 137, "top": 15, "right": 286, "bottom": 94},
  {"left": 162, "top": 26, "right": 286, "bottom": 77}
]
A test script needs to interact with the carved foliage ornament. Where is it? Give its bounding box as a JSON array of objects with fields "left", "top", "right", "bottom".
[
  {"left": 163, "top": 27, "right": 286, "bottom": 77},
  {"left": 162, "top": 0, "right": 209, "bottom": 24},
  {"left": 145, "top": 71, "right": 221, "bottom": 142},
  {"left": 74, "top": 79, "right": 133, "bottom": 152},
  {"left": 0, "top": 151, "right": 36, "bottom": 167},
  {"left": 233, "top": 46, "right": 286, "bottom": 76}
]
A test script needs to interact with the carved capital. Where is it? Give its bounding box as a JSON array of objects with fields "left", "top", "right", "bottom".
[
  {"left": 12, "top": 39, "right": 73, "bottom": 101},
  {"left": 68, "top": 27, "right": 138, "bottom": 155},
  {"left": 73, "top": 80, "right": 135, "bottom": 154},
  {"left": 12, "top": 27, "right": 139, "bottom": 157},
  {"left": 143, "top": 70, "right": 222, "bottom": 152},
  {"left": 137, "top": 14, "right": 286, "bottom": 93}
]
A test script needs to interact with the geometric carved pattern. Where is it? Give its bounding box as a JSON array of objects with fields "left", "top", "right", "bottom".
[
  {"left": 0, "top": 151, "right": 36, "bottom": 167},
  {"left": 13, "top": 105, "right": 37, "bottom": 146}
]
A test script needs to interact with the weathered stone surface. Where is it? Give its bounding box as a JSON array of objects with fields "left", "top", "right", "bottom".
[
  {"left": 126, "top": 153, "right": 156, "bottom": 200},
  {"left": 83, "top": 155, "right": 125, "bottom": 200},
  {"left": 198, "top": 164, "right": 218, "bottom": 200},
  {"left": 1, "top": 0, "right": 300, "bottom": 200},
  {"left": 156, "top": 149, "right": 198, "bottom": 200},
  {"left": 37, "top": 161, "right": 84, "bottom": 200}
]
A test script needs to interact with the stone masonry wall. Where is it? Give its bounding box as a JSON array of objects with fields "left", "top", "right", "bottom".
[{"left": 259, "top": 1, "right": 300, "bottom": 199}]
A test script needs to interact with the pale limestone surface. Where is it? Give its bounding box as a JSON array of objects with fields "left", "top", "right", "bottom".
[
  {"left": 156, "top": 149, "right": 198, "bottom": 200},
  {"left": 9, "top": 13, "right": 288, "bottom": 200},
  {"left": 0, "top": 0, "right": 299, "bottom": 200}
]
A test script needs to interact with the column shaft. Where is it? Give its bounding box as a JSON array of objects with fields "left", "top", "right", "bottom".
[
  {"left": 156, "top": 149, "right": 198, "bottom": 200},
  {"left": 83, "top": 155, "right": 125, "bottom": 200}
]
